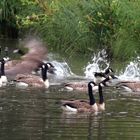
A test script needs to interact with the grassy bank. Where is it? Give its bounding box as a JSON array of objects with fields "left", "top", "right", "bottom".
[{"left": 0, "top": 0, "right": 140, "bottom": 61}]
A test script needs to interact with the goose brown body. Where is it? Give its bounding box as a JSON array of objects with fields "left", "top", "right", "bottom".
[
  {"left": 117, "top": 80, "right": 140, "bottom": 92},
  {"left": 64, "top": 81, "right": 92, "bottom": 92},
  {"left": 64, "top": 82, "right": 99, "bottom": 92},
  {"left": 61, "top": 99, "right": 98, "bottom": 113},
  {"left": 14, "top": 63, "right": 54, "bottom": 88},
  {"left": 15, "top": 74, "right": 46, "bottom": 88}
]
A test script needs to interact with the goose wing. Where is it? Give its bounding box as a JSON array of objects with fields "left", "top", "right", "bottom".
[{"left": 64, "top": 81, "right": 88, "bottom": 91}]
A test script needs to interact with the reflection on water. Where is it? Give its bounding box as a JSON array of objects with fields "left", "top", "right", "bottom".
[
  {"left": 1, "top": 38, "right": 140, "bottom": 140},
  {"left": 0, "top": 86, "right": 140, "bottom": 140}
]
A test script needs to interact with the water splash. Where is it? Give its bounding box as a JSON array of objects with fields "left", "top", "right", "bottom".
[
  {"left": 47, "top": 51, "right": 140, "bottom": 81},
  {"left": 47, "top": 53, "right": 75, "bottom": 79},
  {"left": 84, "top": 49, "right": 110, "bottom": 79},
  {"left": 50, "top": 60, "right": 75, "bottom": 78},
  {"left": 118, "top": 57, "right": 140, "bottom": 81}
]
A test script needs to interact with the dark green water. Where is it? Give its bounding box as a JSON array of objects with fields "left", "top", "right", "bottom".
[
  {"left": 0, "top": 86, "right": 140, "bottom": 140},
  {"left": 0, "top": 39, "right": 140, "bottom": 140}
]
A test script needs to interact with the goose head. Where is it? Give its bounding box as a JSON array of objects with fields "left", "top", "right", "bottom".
[
  {"left": 104, "top": 67, "right": 113, "bottom": 75},
  {"left": 94, "top": 67, "right": 117, "bottom": 84},
  {"left": 46, "top": 62, "right": 56, "bottom": 74}
]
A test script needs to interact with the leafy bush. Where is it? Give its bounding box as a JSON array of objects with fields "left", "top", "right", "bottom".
[{"left": 0, "top": 0, "right": 140, "bottom": 61}]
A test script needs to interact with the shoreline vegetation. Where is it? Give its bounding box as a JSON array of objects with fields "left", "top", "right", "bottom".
[{"left": 0, "top": 0, "right": 140, "bottom": 61}]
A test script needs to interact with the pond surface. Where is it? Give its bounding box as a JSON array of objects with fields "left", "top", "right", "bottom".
[
  {"left": 0, "top": 85, "right": 140, "bottom": 140},
  {"left": 0, "top": 38, "right": 140, "bottom": 140}
]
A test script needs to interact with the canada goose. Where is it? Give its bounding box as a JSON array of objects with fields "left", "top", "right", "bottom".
[
  {"left": 0, "top": 57, "right": 9, "bottom": 86},
  {"left": 61, "top": 80, "right": 106, "bottom": 113},
  {"left": 116, "top": 80, "right": 140, "bottom": 92},
  {"left": 94, "top": 67, "right": 116, "bottom": 84},
  {"left": 64, "top": 74, "right": 115, "bottom": 91},
  {"left": 5, "top": 39, "right": 47, "bottom": 79},
  {"left": 14, "top": 62, "right": 55, "bottom": 88}
]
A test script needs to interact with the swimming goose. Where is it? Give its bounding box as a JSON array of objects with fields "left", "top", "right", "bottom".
[
  {"left": 103, "top": 73, "right": 140, "bottom": 92},
  {"left": 64, "top": 74, "right": 115, "bottom": 92},
  {"left": 14, "top": 62, "right": 55, "bottom": 88},
  {"left": 94, "top": 67, "right": 116, "bottom": 84},
  {"left": 116, "top": 80, "right": 140, "bottom": 92},
  {"left": 61, "top": 80, "right": 106, "bottom": 113}
]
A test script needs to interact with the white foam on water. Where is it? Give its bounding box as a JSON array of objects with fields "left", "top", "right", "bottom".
[
  {"left": 47, "top": 52, "right": 140, "bottom": 82},
  {"left": 84, "top": 49, "right": 110, "bottom": 79},
  {"left": 47, "top": 53, "right": 75, "bottom": 79},
  {"left": 118, "top": 56, "right": 140, "bottom": 81},
  {"left": 50, "top": 60, "right": 75, "bottom": 78}
]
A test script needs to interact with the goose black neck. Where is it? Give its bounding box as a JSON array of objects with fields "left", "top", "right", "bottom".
[
  {"left": 95, "top": 72, "right": 106, "bottom": 78},
  {"left": 0, "top": 61, "right": 5, "bottom": 76},
  {"left": 101, "top": 77, "right": 110, "bottom": 86},
  {"left": 41, "top": 66, "right": 48, "bottom": 81},
  {"left": 88, "top": 82, "right": 95, "bottom": 105},
  {"left": 99, "top": 84, "right": 104, "bottom": 104}
]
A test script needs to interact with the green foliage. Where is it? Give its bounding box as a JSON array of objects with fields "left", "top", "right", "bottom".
[
  {"left": 37, "top": 0, "right": 96, "bottom": 55},
  {"left": 0, "top": 0, "right": 22, "bottom": 38},
  {"left": 34, "top": 0, "right": 120, "bottom": 58},
  {"left": 85, "top": 0, "right": 120, "bottom": 49},
  {"left": 0, "top": 0, "right": 42, "bottom": 37},
  {"left": 112, "top": 0, "right": 140, "bottom": 60},
  {"left": 0, "top": 0, "right": 140, "bottom": 61}
]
